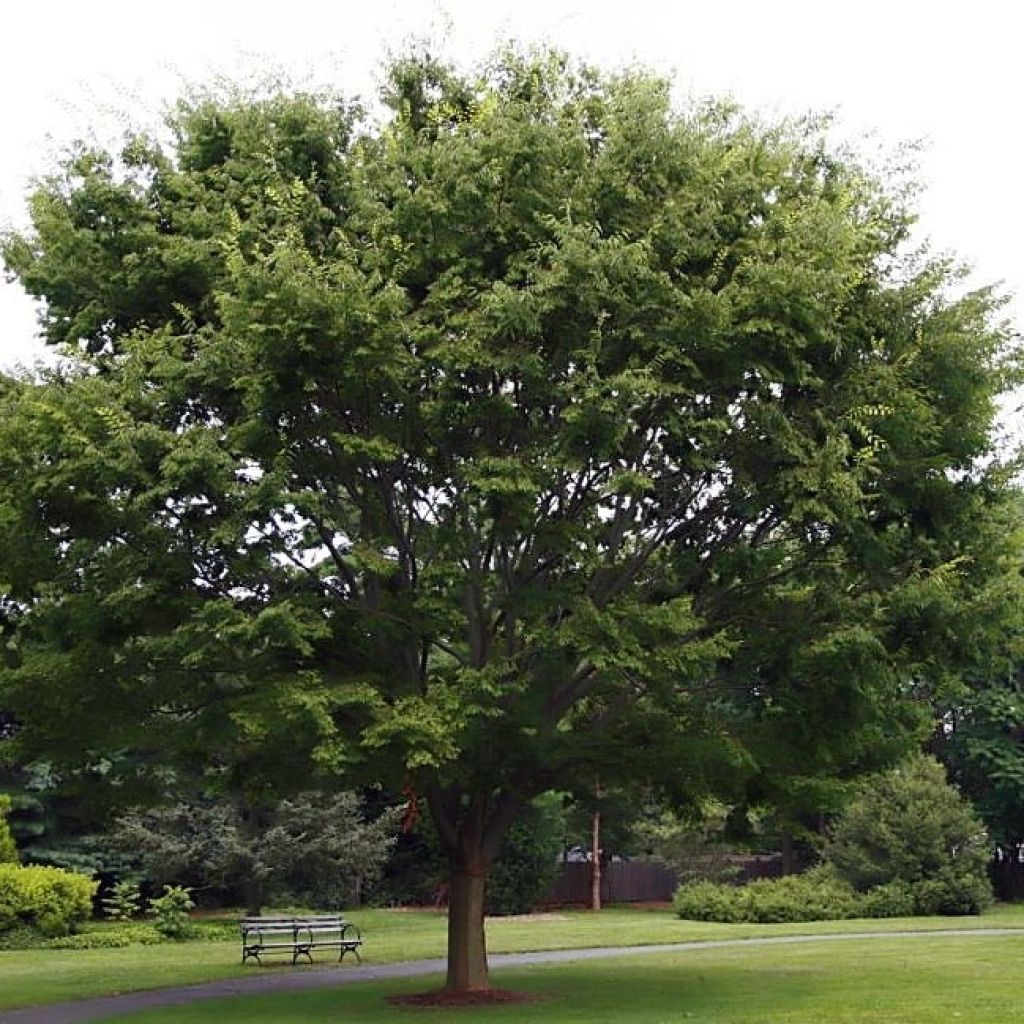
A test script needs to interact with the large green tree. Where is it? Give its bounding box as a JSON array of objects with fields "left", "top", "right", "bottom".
[{"left": 0, "top": 50, "right": 1017, "bottom": 992}]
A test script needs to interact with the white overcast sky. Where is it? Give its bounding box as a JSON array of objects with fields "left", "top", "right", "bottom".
[{"left": 1, "top": 0, "right": 1021, "bottom": 392}]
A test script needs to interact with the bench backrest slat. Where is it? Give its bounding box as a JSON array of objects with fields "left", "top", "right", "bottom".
[
  {"left": 237, "top": 921, "right": 346, "bottom": 929},
  {"left": 240, "top": 915, "right": 346, "bottom": 934}
]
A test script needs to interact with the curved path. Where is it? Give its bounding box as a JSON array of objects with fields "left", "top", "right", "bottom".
[{"left": 4, "top": 928, "right": 1024, "bottom": 1024}]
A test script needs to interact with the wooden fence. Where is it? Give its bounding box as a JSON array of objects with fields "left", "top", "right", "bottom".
[
  {"left": 543, "top": 854, "right": 784, "bottom": 905},
  {"left": 543, "top": 860, "right": 677, "bottom": 904}
]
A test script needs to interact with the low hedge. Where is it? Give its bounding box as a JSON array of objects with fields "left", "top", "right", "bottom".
[
  {"left": 45, "top": 924, "right": 163, "bottom": 949},
  {"left": 674, "top": 867, "right": 859, "bottom": 924},
  {"left": 673, "top": 864, "right": 990, "bottom": 924},
  {"left": 0, "top": 863, "right": 97, "bottom": 936}
]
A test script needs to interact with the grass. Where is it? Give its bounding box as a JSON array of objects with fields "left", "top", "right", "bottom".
[
  {"left": 91, "top": 933, "right": 1024, "bottom": 1024},
  {"left": 2, "top": 903, "right": 1024, "bottom": 1011}
]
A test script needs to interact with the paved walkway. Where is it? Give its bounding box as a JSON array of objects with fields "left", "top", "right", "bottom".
[{"left": 4, "top": 929, "right": 1024, "bottom": 1024}]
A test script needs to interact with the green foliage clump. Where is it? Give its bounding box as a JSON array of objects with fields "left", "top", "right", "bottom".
[
  {"left": 102, "top": 880, "right": 142, "bottom": 921},
  {"left": 0, "top": 795, "right": 17, "bottom": 864},
  {"left": 674, "top": 866, "right": 860, "bottom": 923},
  {"left": 672, "top": 879, "right": 747, "bottom": 923},
  {"left": 115, "top": 793, "right": 401, "bottom": 913},
  {"left": 487, "top": 797, "right": 564, "bottom": 916},
  {"left": 633, "top": 802, "right": 747, "bottom": 885},
  {"left": 45, "top": 923, "right": 163, "bottom": 949},
  {"left": 676, "top": 757, "right": 994, "bottom": 924},
  {"left": 0, "top": 862, "right": 96, "bottom": 935},
  {"left": 148, "top": 885, "right": 194, "bottom": 940},
  {"left": 0, "top": 923, "right": 40, "bottom": 949},
  {"left": 0, "top": 920, "right": 163, "bottom": 950},
  {"left": 854, "top": 881, "right": 919, "bottom": 919},
  {"left": 673, "top": 865, "right": 989, "bottom": 924},
  {"left": 828, "top": 755, "right": 993, "bottom": 916}
]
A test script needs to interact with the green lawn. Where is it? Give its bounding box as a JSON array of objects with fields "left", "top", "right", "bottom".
[
  {"left": 2, "top": 904, "right": 1023, "bottom": 1011},
  {"left": 97, "top": 933, "right": 1024, "bottom": 1024}
]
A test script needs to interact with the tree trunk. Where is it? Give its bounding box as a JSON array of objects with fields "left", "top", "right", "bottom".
[
  {"left": 425, "top": 784, "right": 523, "bottom": 994},
  {"left": 239, "top": 802, "right": 270, "bottom": 916},
  {"left": 780, "top": 831, "right": 795, "bottom": 876},
  {"left": 445, "top": 859, "right": 490, "bottom": 992},
  {"left": 590, "top": 778, "right": 603, "bottom": 911},
  {"left": 241, "top": 877, "right": 264, "bottom": 917}
]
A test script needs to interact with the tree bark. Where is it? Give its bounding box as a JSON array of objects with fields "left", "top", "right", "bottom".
[
  {"left": 780, "top": 831, "right": 795, "bottom": 876},
  {"left": 445, "top": 859, "right": 490, "bottom": 992},
  {"left": 425, "top": 784, "right": 523, "bottom": 994},
  {"left": 590, "top": 809, "right": 602, "bottom": 911},
  {"left": 238, "top": 803, "right": 270, "bottom": 915},
  {"left": 241, "top": 877, "right": 264, "bottom": 917}
]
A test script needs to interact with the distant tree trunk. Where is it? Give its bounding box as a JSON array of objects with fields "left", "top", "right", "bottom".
[
  {"left": 590, "top": 779, "right": 603, "bottom": 911},
  {"left": 239, "top": 803, "right": 270, "bottom": 915},
  {"left": 780, "top": 831, "right": 795, "bottom": 876},
  {"left": 241, "top": 877, "right": 264, "bottom": 917},
  {"left": 590, "top": 808, "right": 602, "bottom": 911}
]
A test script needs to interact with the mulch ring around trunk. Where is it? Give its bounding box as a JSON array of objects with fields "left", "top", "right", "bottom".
[{"left": 388, "top": 988, "right": 545, "bottom": 1008}]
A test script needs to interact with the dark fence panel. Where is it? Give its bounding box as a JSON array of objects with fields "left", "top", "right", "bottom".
[
  {"left": 605, "top": 859, "right": 679, "bottom": 902},
  {"left": 543, "top": 854, "right": 785, "bottom": 906},
  {"left": 731, "top": 853, "right": 785, "bottom": 883},
  {"left": 544, "top": 860, "right": 677, "bottom": 904},
  {"left": 991, "top": 848, "right": 1024, "bottom": 901}
]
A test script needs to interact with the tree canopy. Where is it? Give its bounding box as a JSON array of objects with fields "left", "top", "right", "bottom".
[{"left": 0, "top": 49, "right": 1018, "bottom": 992}]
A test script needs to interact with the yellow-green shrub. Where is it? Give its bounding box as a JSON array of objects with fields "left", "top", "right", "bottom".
[
  {"left": 0, "top": 863, "right": 96, "bottom": 935},
  {"left": 0, "top": 795, "right": 17, "bottom": 864}
]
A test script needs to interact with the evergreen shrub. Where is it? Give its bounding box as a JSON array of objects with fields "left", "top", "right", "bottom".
[{"left": 828, "top": 755, "right": 993, "bottom": 916}]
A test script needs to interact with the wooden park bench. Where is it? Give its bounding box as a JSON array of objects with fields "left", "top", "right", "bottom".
[{"left": 240, "top": 914, "right": 362, "bottom": 965}]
